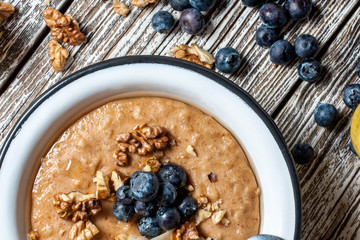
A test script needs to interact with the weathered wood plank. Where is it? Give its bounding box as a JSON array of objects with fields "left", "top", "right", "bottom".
[
  {"left": 275, "top": 6, "right": 360, "bottom": 239},
  {"left": 0, "top": 0, "right": 71, "bottom": 88}
]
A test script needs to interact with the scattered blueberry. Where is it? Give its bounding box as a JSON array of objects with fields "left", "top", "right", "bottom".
[
  {"left": 177, "top": 196, "right": 197, "bottom": 218},
  {"left": 260, "top": 3, "right": 288, "bottom": 29},
  {"left": 189, "top": 0, "right": 216, "bottom": 11},
  {"left": 156, "top": 207, "right": 181, "bottom": 230},
  {"left": 135, "top": 201, "right": 157, "bottom": 217},
  {"left": 357, "top": 61, "right": 360, "bottom": 77},
  {"left": 158, "top": 163, "right": 187, "bottom": 188},
  {"left": 285, "top": 0, "right": 312, "bottom": 20},
  {"left": 294, "top": 34, "right": 319, "bottom": 58},
  {"left": 255, "top": 25, "right": 279, "bottom": 48},
  {"left": 291, "top": 143, "right": 315, "bottom": 164},
  {"left": 242, "top": 0, "right": 264, "bottom": 7},
  {"left": 158, "top": 182, "right": 177, "bottom": 206},
  {"left": 343, "top": 84, "right": 360, "bottom": 109},
  {"left": 151, "top": 11, "right": 175, "bottom": 34},
  {"left": 179, "top": 8, "right": 205, "bottom": 35},
  {"left": 298, "top": 59, "right": 322, "bottom": 83},
  {"left": 116, "top": 185, "right": 135, "bottom": 205},
  {"left": 349, "top": 141, "right": 357, "bottom": 154},
  {"left": 169, "top": 0, "right": 191, "bottom": 11},
  {"left": 215, "top": 47, "right": 241, "bottom": 74},
  {"left": 247, "top": 234, "right": 285, "bottom": 240},
  {"left": 113, "top": 201, "right": 135, "bottom": 222},
  {"left": 314, "top": 103, "right": 338, "bottom": 127},
  {"left": 269, "top": 40, "right": 295, "bottom": 65},
  {"left": 130, "top": 171, "right": 160, "bottom": 202},
  {"left": 138, "top": 217, "right": 162, "bottom": 238}
]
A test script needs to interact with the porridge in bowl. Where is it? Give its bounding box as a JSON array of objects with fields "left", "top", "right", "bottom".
[{"left": 30, "top": 97, "right": 260, "bottom": 240}]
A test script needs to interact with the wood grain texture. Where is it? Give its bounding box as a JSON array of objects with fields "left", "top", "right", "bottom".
[{"left": 275, "top": 6, "right": 360, "bottom": 239}]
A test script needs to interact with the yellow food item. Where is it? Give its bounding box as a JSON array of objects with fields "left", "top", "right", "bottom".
[{"left": 350, "top": 105, "right": 360, "bottom": 155}]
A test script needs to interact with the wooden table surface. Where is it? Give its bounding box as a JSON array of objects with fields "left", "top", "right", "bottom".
[{"left": 1, "top": 0, "right": 359, "bottom": 239}]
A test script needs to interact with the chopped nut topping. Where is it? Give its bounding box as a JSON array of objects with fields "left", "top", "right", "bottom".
[
  {"left": 53, "top": 191, "right": 102, "bottom": 222},
  {"left": 194, "top": 209, "right": 212, "bottom": 226},
  {"left": 114, "top": 151, "right": 128, "bottom": 166},
  {"left": 138, "top": 156, "right": 162, "bottom": 173},
  {"left": 207, "top": 172, "right": 216, "bottom": 183},
  {"left": 115, "top": 124, "right": 169, "bottom": 166},
  {"left": 43, "top": 0, "right": 51, "bottom": 6},
  {"left": 171, "top": 222, "right": 199, "bottom": 240},
  {"left": 211, "top": 210, "right": 226, "bottom": 224},
  {"left": 43, "top": 8, "right": 87, "bottom": 45},
  {"left": 27, "top": 230, "right": 39, "bottom": 240},
  {"left": 186, "top": 145, "right": 197, "bottom": 157},
  {"left": 184, "top": 184, "right": 194, "bottom": 192},
  {"left": 0, "top": 2, "right": 15, "bottom": 23},
  {"left": 93, "top": 171, "right": 110, "bottom": 199},
  {"left": 48, "top": 40, "right": 69, "bottom": 72},
  {"left": 115, "top": 234, "right": 148, "bottom": 240},
  {"left": 131, "top": 0, "right": 159, "bottom": 7},
  {"left": 68, "top": 220, "right": 99, "bottom": 240},
  {"left": 111, "top": 171, "right": 125, "bottom": 191},
  {"left": 173, "top": 44, "right": 215, "bottom": 69},
  {"left": 113, "top": 0, "right": 130, "bottom": 16},
  {"left": 221, "top": 217, "right": 230, "bottom": 226},
  {"left": 151, "top": 230, "right": 175, "bottom": 240},
  {"left": 197, "top": 195, "right": 208, "bottom": 208},
  {"left": 115, "top": 234, "right": 128, "bottom": 240}
]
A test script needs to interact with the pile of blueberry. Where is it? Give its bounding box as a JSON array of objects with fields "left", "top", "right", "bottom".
[{"left": 113, "top": 163, "right": 197, "bottom": 238}]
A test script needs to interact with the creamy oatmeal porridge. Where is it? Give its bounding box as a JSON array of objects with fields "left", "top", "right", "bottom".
[{"left": 31, "top": 97, "right": 260, "bottom": 240}]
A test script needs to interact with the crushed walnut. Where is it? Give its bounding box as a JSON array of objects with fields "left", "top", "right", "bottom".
[
  {"left": 186, "top": 145, "right": 197, "bottom": 157},
  {"left": 207, "top": 172, "right": 216, "bottom": 183},
  {"left": 115, "top": 124, "right": 169, "bottom": 166},
  {"left": 48, "top": 40, "right": 69, "bottom": 72},
  {"left": 171, "top": 222, "right": 199, "bottom": 240},
  {"left": 184, "top": 184, "right": 194, "bottom": 192},
  {"left": 113, "top": 0, "right": 130, "bottom": 16},
  {"left": 173, "top": 44, "right": 215, "bottom": 69},
  {"left": 138, "top": 156, "right": 162, "bottom": 173},
  {"left": 43, "top": 8, "right": 87, "bottom": 45},
  {"left": 27, "top": 230, "right": 39, "bottom": 240},
  {"left": 115, "top": 234, "right": 148, "bottom": 240},
  {"left": 111, "top": 171, "right": 125, "bottom": 191},
  {"left": 93, "top": 171, "right": 110, "bottom": 199},
  {"left": 53, "top": 191, "right": 102, "bottom": 222},
  {"left": 69, "top": 220, "right": 99, "bottom": 240},
  {"left": 151, "top": 230, "right": 175, "bottom": 240},
  {"left": 43, "top": 0, "right": 51, "bottom": 6},
  {"left": 0, "top": 2, "right": 15, "bottom": 23},
  {"left": 194, "top": 209, "right": 212, "bottom": 225},
  {"left": 211, "top": 210, "right": 226, "bottom": 224},
  {"left": 131, "top": 0, "right": 159, "bottom": 8}
]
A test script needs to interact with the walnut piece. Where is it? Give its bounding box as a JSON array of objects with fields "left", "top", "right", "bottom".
[
  {"left": 173, "top": 44, "right": 214, "bottom": 69},
  {"left": 131, "top": 0, "right": 159, "bottom": 7},
  {"left": 111, "top": 171, "right": 125, "bottom": 191},
  {"left": 27, "top": 230, "right": 39, "bottom": 240},
  {"left": 138, "top": 156, "right": 162, "bottom": 173},
  {"left": 186, "top": 145, "right": 197, "bottom": 157},
  {"left": 53, "top": 191, "right": 102, "bottom": 222},
  {"left": 68, "top": 220, "right": 99, "bottom": 240},
  {"left": 48, "top": 40, "right": 69, "bottom": 72},
  {"left": 43, "top": 8, "right": 87, "bottom": 45},
  {"left": 171, "top": 222, "right": 199, "bottom": 240},
  {"left": 207, "top": 172, "right": 216, "bottom": 183},
  {"left": 115, "top": 124, "right": 169, "bottom": 166},
  {"left": 0, "top": 2, "right": 15, "bottom": 23},
  {"left": 115, "top": 234, "right": 148, "bottom": 240},
  {"left": 211, "top": 210, "right": 226, "bottom": 224},
  {"left": 93, "top": 171, "right": 110, "bottom": 199},
  {"left": 113, "top": 0, "right": 130, "bottom": 16},
  {"left": 194, "top": 209, "right": 212, "bottom": 226}
]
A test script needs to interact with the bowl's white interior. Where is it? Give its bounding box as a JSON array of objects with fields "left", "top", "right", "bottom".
[{"left": 0, "top": 62, "right": 297, "bottom": 239}]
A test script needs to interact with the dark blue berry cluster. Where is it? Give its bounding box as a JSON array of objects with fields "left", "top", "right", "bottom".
[{"left": 113, "top": 163, "right": 197, "bottom": 238}]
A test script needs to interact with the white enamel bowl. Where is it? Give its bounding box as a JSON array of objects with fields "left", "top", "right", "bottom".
[{"left": 0, "top": 56, "right": 301, "bottom": 240}]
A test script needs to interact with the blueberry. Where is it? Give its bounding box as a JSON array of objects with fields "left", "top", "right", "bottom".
[
  {"left": 177, "top": 196, "right": 197, "bottom": 218},
  {"left": 134, "top": 201, "right": 157, "bottom": 217},
  {"left": 189, "top": 0, "right": 215, "bottom": 11},
  {"left": 156, "top": 207, "right": 181, "bottom": 230},
  {"left": 242, "top": 0, "right": 264, "bottom": 7},
  {"left": 151, "top": 11, "right": 175, "bottom": 34},
  {"left": 260, "top": 3, "right": 288, "bottom": 29},
  {"left": 138, "top": 217, "right": 162, "bottom": 238},
  {"left": 291, "top": 143, "right": 315, "bottom": 164},
  {"left": 158, "top": 182, "right": 177, "bottom": 206},
  {"left": 294, "top": 34, "right": 319, "bottom": 58},
  {"left": 248, "top": 234, "right": 285, "bottom": 240},
  {"left": 313, "top": 103, "right": 338, "bottom": 127},
  {"left": 255, "top": 25, "right": 279, "bottom": 48},
  {"left": 169, "top": 0, "right": 191, "bottom": 11},
  {"left": 116, "top": 185, "right": 135, "bottom": 205},
  {"left": 285, "top": 0, "right": 312, "bottom": 20},
  {"left": 269, "top": 40, "right": 295, "bottom": 65},
  {"left": 357, "top": 61, "right": 360, "bottom": 77},
  {"left": 215, "top": 47, "right": 241, "bottom": 74},
  {"left": 349, "top": 141, "right": 357, "bottom": 154},
  {"left": 343, "top": 84, "right": 360, "bottom": 109},
  {"left": 113, "top": 201, "right": 135, "bottom": 222},
  {"left": 158, "top": 163, "right": 187, "bottom": 188},
  {"left": 179, "top": 8, "right": 205, "bottom": 35},
  {"left": 298, "top": 59, "right": 322, "bottom": 83},
  {"left": 130, "top": 171, "right": 160, "bottom": 202}
]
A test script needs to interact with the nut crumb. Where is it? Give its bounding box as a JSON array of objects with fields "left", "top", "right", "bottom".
[
  {"left": 115, "top": 234, "right": 148, "bottom": 240},
  {"left": 151, "top": 230, "right": 175, "bottom": 240},
  {"left": 68, "top": 220, "right": 99, "bottom": 240},
  {"left": 184, "top": 184, "right": 194, "bottom": 192},
  {"left": 207, "top": 172, "right": 216, "bottom": 183},
  {"left": 43, "top": 0, "right": 51, "bottom": 6},
  {"left": 113, "top": 0, "right": 130, "bottom": 16},
  {"left": 138, "top": 156, "right": 162, "bottom": 173},
  {"left": 48, "top": 40, "right": 69, "bottom": 72},
  {"left": 195, "top": 209, "right": 212, "bottom": 225},
  {"left": 111, "top": 171, "right": 125, "bottom": 191},
  {"left": 171, "top": 221, "right": 199, "bottom": 240},
  {"left": 173, "top": 44, "right": 214, "bottom": 69},
  {"left": 131, "top": 0, "right": 159, "bottom": 7},
  {"left": 186, "top": 145, "right": 197, "bottom": 157},
  {"left": 0, "top": 2, "right": 15, "bottom": 23},
  {"left": 93, "top": 171, "right": 110, "bottom": 199},
  {"left": 27, "top": 230, "right": 39, "bottom": 240},
  {"left": 221, "top": 217, "right": 230, "bottom": 226},
  {"left": 211, "top": 210, "right": 226, "bottom": 224}
]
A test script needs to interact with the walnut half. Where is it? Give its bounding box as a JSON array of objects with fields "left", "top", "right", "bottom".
[
  {"left": 0, "top": 2, "right": 15, "bottom": 23},
  {"left": 68, "top": 220, "right": 99, "bottom": 240},
  {"left": 173, "top": 44, "right": 215, "bottom": 69},
  {"left": 48, "top": 40, "right": 69, "bottom": 72},
  {"left": 53, "top": 191, "right": 102, "bottom": 222},
  {"left": 171, "top": 222, "right": 199, "bottom": 240}
]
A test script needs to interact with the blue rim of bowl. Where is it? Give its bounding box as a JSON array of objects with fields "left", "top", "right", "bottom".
[{"left": 0, "top": 55, "right": 301, "bottom": 239}]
